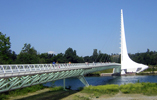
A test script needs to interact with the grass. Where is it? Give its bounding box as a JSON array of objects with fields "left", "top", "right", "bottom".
[
  {"left": 81, "top": 84, "right": 119, "bottom": 98},
  {"left": 98, "top": 68, "right": 113, "bottom": 73},
  {"left": 0, "top": 85, "right": 76, "bottom": 100},
  {"left": 0, "top": 94, "right": 9, "bottom": 100},
  {"left": 0, "top": 84, "right": 46, "bottom": 100},
  {"left": 119, "top": 83, "right": 143, "bottom": 93},
  {"left": 9, "top": 88, "right": 77, "bottom": 100},
  {"left": 49, "top": 86, "right": 63, "bottom": 91},
  {"left": 80, "top": 82, "right": 157, "bottom": 98},
  {"left": 1, "top": 82, "right": 157, "bottom": 100},
  {"left": 91, "top": 68, "right": 113, "bottom": 75},
  {"left": 119, "top": 82, "right": 157, "bottom": 95}
]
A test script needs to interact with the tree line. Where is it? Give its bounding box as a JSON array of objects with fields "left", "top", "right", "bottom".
[
  {"left": 0, "top": 32, "right": 156, "bottom": 65},
  {"left": 129, "top": 49, "right": 157, "bottom": 65}
]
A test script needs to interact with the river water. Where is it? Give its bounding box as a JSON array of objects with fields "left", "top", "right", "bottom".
[{"left": 44, "top": 75, "right": 157, "bottom": 90}]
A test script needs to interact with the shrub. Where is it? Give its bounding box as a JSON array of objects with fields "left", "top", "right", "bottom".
[
  {"left": 0, "top": 94, "right": 9, "bottom": 100},
  {"left": 82, "top": 84, "right": 119, "bottom": 95},
  {"left": 142, "top": 83, "right": 157, "bottom": 95},
  {"left": 8, "top": 84, "right": 45, "bottom": 96},
  {"left": 120, "top": 83, "right": 143, "bottom": 94},
  {"left": 119, "top": 83, "right": 132, "bottom": 93}
]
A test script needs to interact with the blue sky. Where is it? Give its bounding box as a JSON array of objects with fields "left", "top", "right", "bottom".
[{"left": 0, "top": 0, "right": 157, "bottom": 56}]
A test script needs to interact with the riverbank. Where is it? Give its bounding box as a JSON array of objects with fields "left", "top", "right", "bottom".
[
  {"left": 95, "top": 72, "right": 157, "bottom": 76},
  {"left": 64, "top": 92, "right": 157, "bottom": 100},
  {"left": 4, "top": 82, "right": 157, "bottom": 100},
  {"left": 7, "top": 86, "right": 157, "bottom": 100},
  {"left": 137, "top": 71, "right": 157, "bottom": 75},
  {"left": 88, "top": 69, "right": 157, "bottom": 76},
  {"left": 9, "top": 89, "right": 157, "bottom": 100}
]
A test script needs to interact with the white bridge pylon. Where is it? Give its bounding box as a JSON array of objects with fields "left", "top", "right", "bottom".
[{"left": 120, "top": 9, "right": 148, "bottom": 74}]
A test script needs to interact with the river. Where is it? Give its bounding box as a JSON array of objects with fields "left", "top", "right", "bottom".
[{"left": 44, "top": 75, "right": 157, "bottom": 90}]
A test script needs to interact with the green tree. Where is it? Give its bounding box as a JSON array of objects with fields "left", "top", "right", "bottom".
[
  {"left": 54, "top": 53, "right": 66, "bottom": 63},
  {"left": 64, "top": 47, "right": 75, "bottom": 62},
  {"left": 92, "top": 49, "right": 98, "bottom": 62},
  {"left": 0, "top": 32, "right": 11, "bottom": 64},
  {"left": 17, "top": 43, "right": 39, "bottom": 64},
  {"left": 9, "top": 51, "right": 17, "bottom": 64},
  {"left": 64, "top": 47, "right": 83, "bottom": 63},
  {"left": 129, "top": 49, "right": 157, "bottom": 65},
  {"left": 39, "top": 53, "right": 54, "bottom": 63},
  {"left": 84, "top": 56, "right": 93, "bottom": 63}
]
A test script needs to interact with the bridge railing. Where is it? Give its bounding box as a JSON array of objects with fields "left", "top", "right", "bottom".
[{"left": 0, "top": 62, "right": 116, "bottom": 78}]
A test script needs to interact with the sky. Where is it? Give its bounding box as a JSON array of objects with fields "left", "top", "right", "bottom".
[{"left": 0, "top": 0, "right": 157, "bottom": 57}]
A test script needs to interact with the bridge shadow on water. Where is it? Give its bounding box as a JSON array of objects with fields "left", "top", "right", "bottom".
[{"left": 16, "top": 90, "right": 79, "bottom": 100}]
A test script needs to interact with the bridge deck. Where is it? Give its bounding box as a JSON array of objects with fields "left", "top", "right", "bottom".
[
  {"left": 0, "top": 63, "right": 121, "bottom": 93},
  {"left": 0, "top": 63, "right": 120, "bottom": 78}
]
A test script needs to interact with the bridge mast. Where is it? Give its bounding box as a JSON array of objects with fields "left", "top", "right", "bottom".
[{"left": 120, "top": 9, "right": 148, "bottom": 74}]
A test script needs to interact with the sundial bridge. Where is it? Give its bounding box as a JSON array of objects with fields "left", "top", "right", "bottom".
[{"left": 0, "top": 9, "right": 148, "bottom": 93}]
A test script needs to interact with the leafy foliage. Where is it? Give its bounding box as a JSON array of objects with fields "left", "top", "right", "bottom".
[
  {"left": 130, "top": 49, "right": 157, "bottom": 65},
  {"left": 16, "top": 43, "right": 39, "bottom": 64},
  {"left": 64, "top": 47, "right": 84, "bottom": 63},
  {"left": 39, "top": 53, "right": 54, "bottom": 63},
  {"left": 0, "top": 32, "right": 17, "bottom": 64},
  {"left": 84, "top": 49, "right": 112, "bottom": 63}
]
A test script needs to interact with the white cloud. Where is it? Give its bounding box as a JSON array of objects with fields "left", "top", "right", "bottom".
[{"left": 48, "top": 51, "right": 57, "bottom": 54}]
